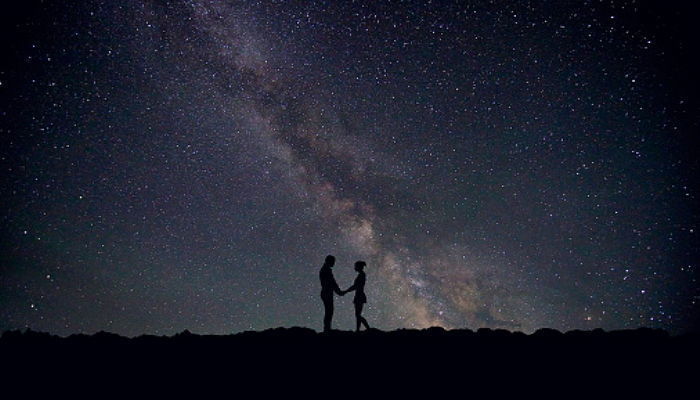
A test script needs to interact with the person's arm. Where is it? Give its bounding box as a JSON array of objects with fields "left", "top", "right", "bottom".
[
  {"left": 344, "top": 279, "right": 358, "bottom": 294},
  {"left": 332, "top": 276, "right": 344, "bottom": 295}
]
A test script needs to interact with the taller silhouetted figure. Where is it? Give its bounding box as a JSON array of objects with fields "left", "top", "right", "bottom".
[
  {"left": 319, "top": 255, "right": 344, "bottom": 332},
  {"left": 342, "top": 261, "right": 370, "bottom": 332}
]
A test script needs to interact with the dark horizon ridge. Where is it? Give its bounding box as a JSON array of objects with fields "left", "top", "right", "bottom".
[{"left": 3, "top": 325, "right": 698, "bottom": 341}]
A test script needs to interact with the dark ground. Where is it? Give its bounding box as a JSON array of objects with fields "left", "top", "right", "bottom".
[{"left": 1, "top": 327, "right": 697, "bottom": 396}]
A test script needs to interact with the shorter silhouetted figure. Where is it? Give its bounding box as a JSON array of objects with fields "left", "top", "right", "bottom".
[
  {"left": 342, "top": 261, "right": 370, "bottom": 332},
  {"left": 319, "top": 255, "right": 344, "bottom": 332}
]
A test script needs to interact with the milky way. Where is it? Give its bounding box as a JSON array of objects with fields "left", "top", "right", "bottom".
[{"left": 1, "top": 1, "right": 698, "bottom": 336}]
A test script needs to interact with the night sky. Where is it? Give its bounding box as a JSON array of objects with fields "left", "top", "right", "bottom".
[{"left": 1, "top": 0, "right": 698, "bottom": 337}]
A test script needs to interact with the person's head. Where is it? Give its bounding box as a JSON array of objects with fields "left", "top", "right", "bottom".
[
  {"left": 324, "top": 255, "right": 336, "bottom": 267},
  {"left": 354, "top": 261, "right": 366, "bottom": 272}
]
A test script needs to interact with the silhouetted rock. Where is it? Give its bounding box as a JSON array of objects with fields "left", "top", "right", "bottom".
[
  {"left": 424, "top": 326, "right": 446, "bottom": 335},
  {"left": 532, "top": 327, "right": 564, "bottom": 338},
  {"left": 174, "top": 329, "right": 194, "bottom": 337}
]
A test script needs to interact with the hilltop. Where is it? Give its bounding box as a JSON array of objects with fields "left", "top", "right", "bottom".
[{"left": 2, "top": 326, "right": 697, "bottom": 395}]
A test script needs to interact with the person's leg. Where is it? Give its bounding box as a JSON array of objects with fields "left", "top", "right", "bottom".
[
  {"left": 323, "top": 296, "right": 333, "bottom": 332},
  {"left": 355, "top": 302, "right": 369, "bottom": 331},
  {"left": 354, "top": 302, "right": 362, "bottom": 332},
  {"left": 361, "top": 316, "right": 369, "bottom": 330}
]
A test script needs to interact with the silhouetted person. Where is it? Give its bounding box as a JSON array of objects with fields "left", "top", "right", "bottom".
[
  {"left": 319, "top": 255, "right": 344, "bottom": 332},
  {"left": 342, "top": 261, "right": 370, "bottom": 332}
]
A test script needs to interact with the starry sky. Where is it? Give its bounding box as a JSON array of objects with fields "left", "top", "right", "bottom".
[{"left": 1, "top": 0, "right": 698, "bottom": 336}]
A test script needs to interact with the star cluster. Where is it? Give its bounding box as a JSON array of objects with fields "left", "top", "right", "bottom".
[{"left": 1, "top": 0, "right": 698, "bottom": 336}]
